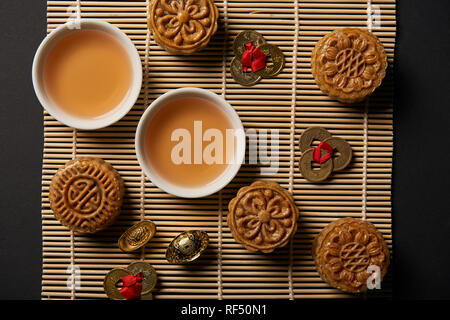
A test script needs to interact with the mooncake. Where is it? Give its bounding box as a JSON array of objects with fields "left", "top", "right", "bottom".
[
  {"left": 312, "top": 217, "right": 390, "bottom": 293},
  {"left": 49, "top": 157, "right": 125, "bottom": 233},
  {"left": 311, "top": 28, "right": 387, "bottom": 103},
  {"left": 227, "top": 181, "right": 299, "bottom": 253},
  {"left": 148, "top": 0, "right": 219, "bottom": 54}
]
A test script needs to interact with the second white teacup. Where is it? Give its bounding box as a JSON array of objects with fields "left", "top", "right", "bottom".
[{"left": 135, "top": 88, "right": 246, "bottom": 198}]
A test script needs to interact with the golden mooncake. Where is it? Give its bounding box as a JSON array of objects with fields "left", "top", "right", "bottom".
[
  {"left": 227, "top": 181, "right": 299, "bottom": 253},
  {"left": 312, "top": 217, "right": 390, "bottom": 293},
  {"left": 148, "top": 0, "right": 218, "bottom": 54},
  {"left": 311, "top": 28, "right": 387, "bottom": 103},
  {"left": 49, "top": 157, "right": 125, "bottom": 233}
]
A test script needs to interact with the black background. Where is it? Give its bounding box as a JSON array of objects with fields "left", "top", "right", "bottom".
[{"left": 0, "top": 0, "right": 449, "bottom": 300}]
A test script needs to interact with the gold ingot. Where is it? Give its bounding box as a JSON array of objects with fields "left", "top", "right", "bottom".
[
  {"left": 127, "top": 261, "right": 157, "bottom": 295},
  {"left": 166, "top": 230, "right": 209, "bottom": 264},
  {"left": 103, "top": 268, "right": 132, "bottom": 300},
  {"left": 118, "top": 220, "right": 156, "bottom": 252}
]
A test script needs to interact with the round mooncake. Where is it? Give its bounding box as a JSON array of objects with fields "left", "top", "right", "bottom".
[
  {"left": 49, "top": 157, "right": 125, "bottom": 233},
  {"left": 227, "top": 181, "right": 299, "bottom": 253},
  {"left": 311, "top": 28, "right": 387, "bottom": 103},
  {"left": 312, "top": 217, "right": 390, "bottom": 293},
  {"left": 148, "top": 0, "right": 219, "bottom": 54}
]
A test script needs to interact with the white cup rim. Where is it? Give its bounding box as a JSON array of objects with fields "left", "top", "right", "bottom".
[
  {"left": 135, "top": 88, "right": 246, "bottom": 198},
  {"left": 32, "top": 18, "right": 142, "bottom": 130}
]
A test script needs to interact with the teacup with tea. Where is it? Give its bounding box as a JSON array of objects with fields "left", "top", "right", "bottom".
[
  {"left": 32, "top": 19, "right": 142, "bottom": 129},
  {"left": 135, "top": 88, "right": 246, "bottom": 198}
]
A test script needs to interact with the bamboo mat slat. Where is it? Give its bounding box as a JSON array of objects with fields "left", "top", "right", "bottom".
[{"left": 42, "top": 0, "right": 395, "bottom": 299}]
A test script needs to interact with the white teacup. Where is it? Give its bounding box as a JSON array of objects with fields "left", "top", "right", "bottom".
[
  {"left": 32, "top": 19, "right": 142, "bottom": 130},
  {"left": 135, "top": 88, "right": 246, "bottom": 198}
]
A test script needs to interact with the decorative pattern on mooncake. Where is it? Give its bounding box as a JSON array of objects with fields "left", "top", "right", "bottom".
[
  {"left": 148, "top": 0, "right": 218, "bottom": 54},
  {"left": 49, "top": 157, "right": 125, "bottom": 233},
  {"left": 227, "top": 181, "right": 299, "bottom": 253},
  {"left": 312, "top": 217, "right": 390, "bottom": 293},
  {"left": 311, "top": 28, "right": 387, "bottom": 103}
]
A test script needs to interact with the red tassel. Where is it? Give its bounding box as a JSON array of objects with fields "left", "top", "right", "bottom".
[
  {"left": 119, "top": 272, "right": 144, "bottom": 300},
  {"left": 312, "top": 141, "right": 334, "bottom": 164},
  {"left": 242, "top": 42, "right": 266, "bottom": 73}
]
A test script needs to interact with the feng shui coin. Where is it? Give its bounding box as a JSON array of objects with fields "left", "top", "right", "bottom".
[
  {"left": 231, "top": 57, "right": 262, "bottom": 87},
  {"left": 140, "top": 292, "right": 153, "bottom": 300},
  {"left": 299, "top": 127, "right": 332, "bottom": 152},
  {"left": 127, "top": 261, "right": 157, "bottom": 295},
  {"left": 103, "top": 268, "right": 132, "bottom": 300},
  {"left": 233, "top": 30, "right": 266, "bottom": 58},
  {"left": 323, "top": 137, "right": 353, "bottom": 171},
  {"left": 255, "top": 43, "right": 285, "bottom": 78},
  {"left": 299, "top": 149, "right": 333, "bottom": 183}
]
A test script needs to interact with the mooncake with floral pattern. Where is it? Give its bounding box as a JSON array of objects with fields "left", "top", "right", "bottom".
[
  {"left": 148, "top": 0, "right": 218, "bottom": 54},
  {"left": 227, "top": 181, "right": 299, "bottom": 253}
]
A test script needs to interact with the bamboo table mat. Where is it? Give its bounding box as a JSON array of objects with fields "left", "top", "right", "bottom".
[{"left": 42, "top": 0, "right": 395, "bottom": 299}]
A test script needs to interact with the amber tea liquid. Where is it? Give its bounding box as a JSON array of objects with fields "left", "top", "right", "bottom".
[
  {"left": 144, "top": 98, "right": 235, "bottom": 188},
  {"left": 43, "top": 29, "right": 132, "bottom": 119}
]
